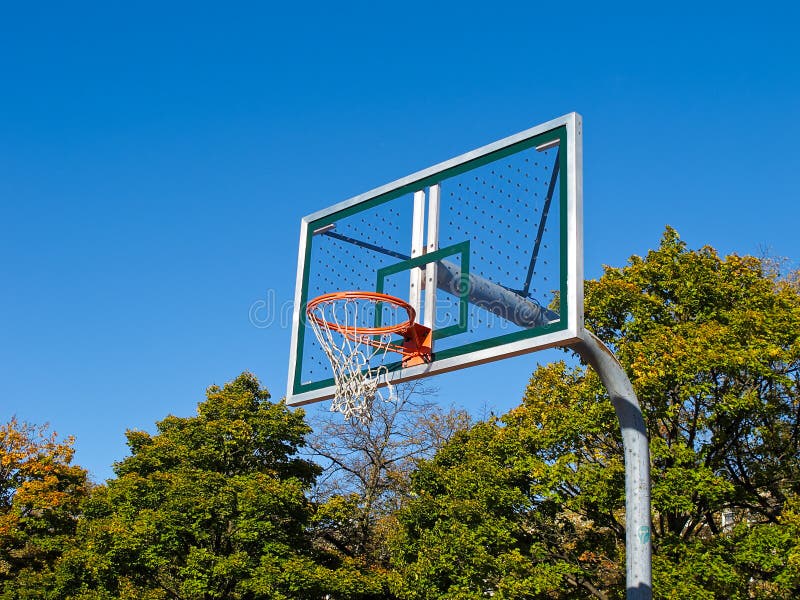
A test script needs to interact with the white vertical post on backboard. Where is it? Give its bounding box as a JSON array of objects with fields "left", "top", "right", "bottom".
[
  {"left": 423, "top": 184, "right": 440, "bottom": 329},
  {"left": 409, "top": 189, "right": 426, "bottom": 315}
]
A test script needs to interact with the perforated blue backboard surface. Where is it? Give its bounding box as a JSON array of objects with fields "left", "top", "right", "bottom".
[{"left": 287, "top": 113, "right": 583, "bottom": 406}]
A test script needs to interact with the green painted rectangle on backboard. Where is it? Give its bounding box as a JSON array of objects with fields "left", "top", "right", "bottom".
[{"left": 376, "top": 241, "right": 471, "bottom": 341}]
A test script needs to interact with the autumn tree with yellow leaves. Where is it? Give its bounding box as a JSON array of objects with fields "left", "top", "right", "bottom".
[{"left": 0, "top": 417, "right": 89, "bottom": 595}]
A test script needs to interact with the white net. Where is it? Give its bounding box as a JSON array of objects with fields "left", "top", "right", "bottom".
[{"left": 306, "top": 296, "right": 405, "bottom": 424}]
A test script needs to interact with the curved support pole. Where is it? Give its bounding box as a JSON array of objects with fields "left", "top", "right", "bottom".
[{"left": 569, "top": 330, "right": 652, "bottom": 600}]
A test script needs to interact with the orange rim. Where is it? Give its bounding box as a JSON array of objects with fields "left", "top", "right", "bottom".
[{"left": 306, "top": 291, "right": 419, "bottom": 356}]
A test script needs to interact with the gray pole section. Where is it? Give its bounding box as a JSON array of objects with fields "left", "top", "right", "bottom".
[{"left": 569, "top": 330, "right": 652, "bottom": 600}]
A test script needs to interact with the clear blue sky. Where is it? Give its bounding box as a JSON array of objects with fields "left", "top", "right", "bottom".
[{"left": 2, "top": 2, "right": 798, "bottom": 481}]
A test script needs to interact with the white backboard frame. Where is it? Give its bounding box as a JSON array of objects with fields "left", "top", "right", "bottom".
[{"left": 287, "top": 112, "right": 583, "bottom": 406}]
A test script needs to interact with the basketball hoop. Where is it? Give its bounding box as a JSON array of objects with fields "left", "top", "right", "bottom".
[{"left": 305, "top": 291, "right": 432, "bottom": 423}]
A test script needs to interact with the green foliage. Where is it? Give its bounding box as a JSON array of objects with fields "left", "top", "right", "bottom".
[
  {"left": 13, "top": 372, "right": 386, "bottom": 599},
  {"left": 61, "top": 372, "right": 323, "bottom": 598},
  {"left": 392, "top": 228, "right": 800, "bottom": 598},
  {"left": 393, "top": 396, "right": 623, "bottom": 599}
]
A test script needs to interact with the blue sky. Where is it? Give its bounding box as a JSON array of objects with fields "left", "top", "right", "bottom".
[{"left": 2, "top": 2, "right": 798, "bottom": 481}]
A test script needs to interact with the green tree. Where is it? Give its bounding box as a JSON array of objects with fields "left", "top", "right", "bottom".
[
  {"left": 45, "top": 372, "right": 385, "bottom": 599},
  {"left": 392, "top": 228, "right": 800, "bottom": 599},
  {"left": 0, "top": 417, "right": 89, "bottom": 598}
]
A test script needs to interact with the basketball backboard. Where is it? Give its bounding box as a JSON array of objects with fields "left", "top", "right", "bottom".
[{"left": 287, "top": 113, "right": 582, "bottom": 406}]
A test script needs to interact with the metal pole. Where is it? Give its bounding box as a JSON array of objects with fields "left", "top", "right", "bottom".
[{"left": 569, "top": 330, "right": 652, "bottom": 600}]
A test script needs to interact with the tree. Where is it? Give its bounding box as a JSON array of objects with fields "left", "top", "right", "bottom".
[
  {"left": 0, "top": 417, "right": 89, "bottom": 598},
  {"left": 307, "top": 382, "right": 470, "bottom": 567},
  {"left": 391, "top": 228, "right": 800, "bottom": 599},
  {"left": 46, "top": 372, "right": 384, "bottom": 599}
]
